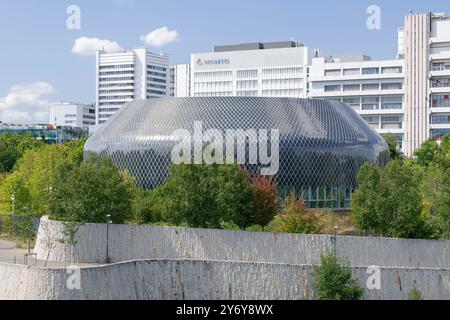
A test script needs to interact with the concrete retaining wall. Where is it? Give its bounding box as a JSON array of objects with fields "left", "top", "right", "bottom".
[
  {"left": 1, "top": 259, "right": 450, "bottom": 300},
  {"left": 34, "top": 217, "right": 450, "bottom": 268}
]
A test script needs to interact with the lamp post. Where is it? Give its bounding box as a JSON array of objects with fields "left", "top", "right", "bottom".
[
  {"left": 11, "top": 193, "right": 15, "bottom": 215},
  {"left": 106, "top": 214, "right": 112, "bottom": 263}
]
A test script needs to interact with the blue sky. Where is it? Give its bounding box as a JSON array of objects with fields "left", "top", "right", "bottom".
[{"left": 0, "top": 0, "right": 449, "bottom": 123}]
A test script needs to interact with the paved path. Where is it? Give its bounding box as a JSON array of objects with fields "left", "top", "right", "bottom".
[
  {"left": 0, "top": 239, "right": 100, "bottom": 268},
  {"left": 0, "top": 240, "right": 16, "bottom": 250}
]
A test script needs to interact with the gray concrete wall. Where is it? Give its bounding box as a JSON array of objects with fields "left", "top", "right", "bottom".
[
  {"left": 1, "top": 260, "right": 450, "bottom": 300},
  {"left": 34, "top": 217, "right": 450, "bottom": 268}
]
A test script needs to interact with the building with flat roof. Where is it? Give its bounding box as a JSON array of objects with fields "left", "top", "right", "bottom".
[
  {"left": 96, "top": 48, "right": 169, "bottom": 125},
  {"left": 49, "top": 102, "right": 95, "bottom": 129},
  {"left": 190, "top": 41, "right": 320, "bottom": 98},
  {"left": 309, "top": 56, "right": 405, "bottom": 149}
]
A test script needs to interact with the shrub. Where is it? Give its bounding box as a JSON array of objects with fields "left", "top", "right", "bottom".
[
  {"left": 312, "top": 252, "right": 364, "bottom": 300},
  {"left": 251, "top": 175, "right": 278, "bottom": 229},
  {"left": 408, "top": 282, "right": 423, "bottom": 300},
  {"left": 269, "top": 193, "right": 319, "bottom": 234}
]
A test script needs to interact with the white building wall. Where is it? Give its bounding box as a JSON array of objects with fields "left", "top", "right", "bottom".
[
  {"left": 48, "top": 103, "right": 95, "bottom": 128},
  {"left": 171, "top": 64, "right": 191, "bottom": 97},
  {"left": 190, "top": 46, "right": 318, "bottom": 98},
  {"left": 96, "top": 49, "right": 169, "bottom": 125},
  {"left": 309, "top": 57, "right": 405, "bottom": 150}
]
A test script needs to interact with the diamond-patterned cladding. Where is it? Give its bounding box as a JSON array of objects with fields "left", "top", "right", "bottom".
[{"left": 85, "top": 97, "right": 389, "bottom": 209}]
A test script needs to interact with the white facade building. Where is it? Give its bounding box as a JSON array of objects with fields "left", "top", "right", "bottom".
[
  {"left": 400, "top": 12, "right": 450, "bottom": 155},
  {"left": 190, "top": 41, "right": 319, "bottom": 98},
  {"left": 96, "top": 48, "right": 169, "bottom": 125},
  {"left": 309, "top": 55, "right": 405, "bottom": 149},
  {"left": 48, "top": 102, "right": 95, "bottom": 128},
  {"left": 170, "top": 64, "right": 191, "bottom": 97}
]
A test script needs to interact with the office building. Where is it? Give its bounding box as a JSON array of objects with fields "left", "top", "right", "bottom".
[
  {"left": 96, "top": 48, "right": 169, "bottom": 125},
  {"left": 190, "top": 41, "right": 319, "bottom": 98},
  {"left": 309, "top": 55, "right": 405, "bottom": 149},
  {"left": 48, "top": 102, "right": 96, "bottom": 128}
]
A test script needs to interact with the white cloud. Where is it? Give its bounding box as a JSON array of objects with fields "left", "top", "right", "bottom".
[
  {"left": 71, "top": 37, "right": 124, "bottom": 56},
  {"left": 0, "top": 82, "right": 55, "bottom": 124},
  {"left": 140, "top": 27, "right": 179, "bottom": 47}
]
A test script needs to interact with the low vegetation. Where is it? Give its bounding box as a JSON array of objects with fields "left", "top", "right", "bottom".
[{"left": 312, "top": 252, "right": 364, "bottom": 300}]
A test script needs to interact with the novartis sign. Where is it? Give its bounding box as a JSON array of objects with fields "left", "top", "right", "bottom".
[{"left": 196, "top": 58, "right": 230, "bottom": 66}]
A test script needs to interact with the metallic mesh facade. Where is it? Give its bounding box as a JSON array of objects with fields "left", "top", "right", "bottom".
[{"left": 85, "top": 97, "right": 389, "bottom": 208}]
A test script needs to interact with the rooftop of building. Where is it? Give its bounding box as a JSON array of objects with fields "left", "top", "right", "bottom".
[{"left": 213, "top": 41, "right": 304, "bottom": 52}]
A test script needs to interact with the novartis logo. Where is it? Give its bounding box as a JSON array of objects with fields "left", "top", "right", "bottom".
[{"left": 196, "top": 58, "right": 230, "bottom": 66}]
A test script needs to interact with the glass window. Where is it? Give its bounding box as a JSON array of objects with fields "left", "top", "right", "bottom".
[{"left": 362, "top": 67, "right": 379, "bottom": 75}]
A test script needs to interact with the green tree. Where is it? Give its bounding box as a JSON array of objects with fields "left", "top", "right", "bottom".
[
  {"left": 0, "top": 140, "right": 87, "bottom": 216},
  {"left": 413, "top": 137, "right": 450, "bottom": 168},
  {"left": 351, "top": 163, "right": 383, "bottom": 236},
  {"left": 312, "top": 252, "right": 364, "bottom": 300},
  {"left": 351, "top": 160, "right": 430, "bottom": 238},
  {"left": 0, "top": 133, "right": 44, "bottom": 172},
  {"left": 382, "top": 133, "right": 403, "bottom": 160},
  {"left": 48, "top": 155, "right": 133, "bottom": 224},
  {"left": 160, "top": 163, "right": 253, "bottom": 229}
]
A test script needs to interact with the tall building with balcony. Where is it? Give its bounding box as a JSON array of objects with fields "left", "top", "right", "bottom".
[
  {"left": 309, "top": 55, "right": 405, "bottom": 149},
  {"left": 96, "top": 48, "right": 169, "bottom": 125},
  {"left": 190, "top": 41, "right": 320, "bottom": 98},
  {"left": 400, "top": 12, "right": 450, "bottom": 155}
]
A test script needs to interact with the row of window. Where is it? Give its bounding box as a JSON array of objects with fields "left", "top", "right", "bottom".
[
  {"left": 361, "top": 115, "right": 403, "bottom": 129},
  {"left": 149, "top": 83, "right": 166, "bottom": 90},
  {"left": 431, "top": 95, "right": 450, "bottom": 108},
  {"left": 194, "top": 92, "right": 233, "bottom": 97},
  {"left": 147, "top": 65, "right": 167, "bottom": 72},
  {"left": 194, "top": 81, "right": 233, "bottom": 93},
  {"left": 194, "top": 71, "right": 233, "bottom": 81},
  {"left": 432, "top": 62, "right": 450, "bottom": 71},
  {"left": 146, "top": 89, "right": 166, "bottom": 95},
  {"left": 262, "top": 78, "right": 303, "bottom": 89},
  {"left": 148, "top": 77, "right": 166, "bottom": 83},
  {"left": 100, "top": 64, "right": 134, "bottom": 70},
  {"left": 99, "top": 108, "right": 120, "bottom": 113},
  {"left": 99, "top": 95, "right": 134, "bottom": 101},
  {"left": 83, "top": 115, "right": 96, "bottom": 120},
  {"left": 236, "top": 69, "right": 258, "bottom": 79},
  {"left": 431, "top": 114, "right": 450, "bottom": 124},
  {"left": 99, "top": 77, "right": 134, "bottom": 82},
  {"left": 147, "top": 71, "right": 166, "bottom": 78},
  {"left": 324, "top": 66, "right": 403, "bottom": 77},
  {"left": 99, "top": 89, "right": 134, "bottom": 94},
  {"left": 328, "top": 96, "right": 403, "bottom": 110},
  {"left": 431, "top": 78, "right": 450, "bottom": 87},
  {"left": 99, "top": 102, "right": 125, "bottom": 106},
  {"left": 261, "top": 67, "right": 303, "bottom": 78},
  {"left": 99, "top": 70, "right": 134, "bottom": 76},
  {"left": 64, "top": 114, "right": 76, "bottom": 118},
  {"left": 99, "top": 83, "right": 134, "bottom": 88},
  {"left": 261, "top": 89, "right": 303, "bottom": 97},
  {"left": 324, "top": 82, "right": 403, "bottom": 92}
]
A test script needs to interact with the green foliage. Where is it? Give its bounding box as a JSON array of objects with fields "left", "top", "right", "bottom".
[
  {"left": 381, "top": 133, "right": 403, "bottom": 160},
  {"left": 0, "top": 140, "right": 86, "bottom": 216},
  {"left": 251, "top": 175, "right": 278, "bottom": 229},
  {"left": 130, "top": 188, "right": 165, "bottom": 224},
  {"left": 408, "top": 282, "right": 423, "bottom": 300},
  {"left": 0, "top": 133, "right": 44, "bottom": 172},
  {"left": 414, "top": 135, "right": 450, "bottom": 168},
  {"left": 351, "top": 161, "right": 431, "bottom": 238},
  {"left": 312, "top": 252, "right": 364, "bottom": 300},
  {"left": 269, "top": 193, "right": 319, "bottom": 234},
  {"left": 159, "top": 163, "right": 253, "bottom": 229},
  {"left": 12, "top": 215, "right": 36, "bottom": 241},
  {"left": 48, "top": 155, "right": 133, "bottom": 224}
]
